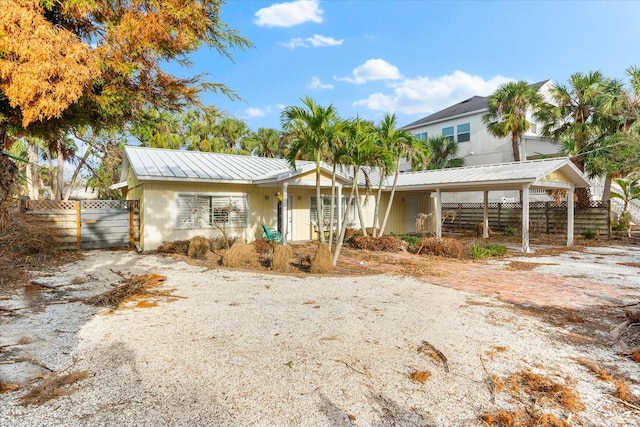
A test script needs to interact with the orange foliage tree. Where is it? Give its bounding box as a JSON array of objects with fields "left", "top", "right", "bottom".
[{"left": 0, "top": 0, "right": 250, "bottom": 220}]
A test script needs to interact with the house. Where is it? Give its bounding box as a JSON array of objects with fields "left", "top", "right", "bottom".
[
  {"left": 114, "top": 146, "right": 591, "bottom": 252},
  {"left": 401, "top": 80, "right": 562, "bottom": 202}
]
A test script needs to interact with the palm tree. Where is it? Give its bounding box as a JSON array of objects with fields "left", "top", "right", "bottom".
[
  {"left": 332, "top": 117, "right": 378, "bottom": 265},
  {"left": 281, "top": 96, "right": 341, "bottom": 242},
  {"left": 216, "top": 117, "right": 250, "bottom": 153},
  {"left": 482, "top": 81, "right": 542, "bottom": 162},
  {"left": 376, "top": 114, "right": 427, "bottom": 237},
  {"left": 611, "top": 176, "right": 640, "bottom": 237},
  {"left": 611, "top": 177, "right": 640, "bottom": 214},
  {"left": 242, "top": 128, "right": 285, "bottom": 158},
  {"left": 537, "top": 71, "right": 608, "bottom": 206},
  {"left": 425, "top": 136, "right": 464, "bottom": 169}
]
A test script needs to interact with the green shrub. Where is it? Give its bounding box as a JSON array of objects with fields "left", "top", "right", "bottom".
[
  {"left": 399, "top": 235, "right": 421, "bottom": 246},
  {"left": 504, "top": 224, "right": 516, "bottom": 237},
  {"left": 472, "top": 243, "right": 507, "bottom": 259},
  {"left": 581, "top": 227, "right": 597, "bottom": 240},
  {"left": 613, "top": 212, "right": 632, "bottom": 232}
]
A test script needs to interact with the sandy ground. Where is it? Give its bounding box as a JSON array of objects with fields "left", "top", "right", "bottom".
[{"left": 1, "top": 246, "right": 640, "bottom": 426}]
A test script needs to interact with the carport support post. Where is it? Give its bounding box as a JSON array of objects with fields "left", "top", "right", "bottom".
[
  {"left": 435, "top": 189, "right": 442, "bottom": 238},
  {"left": 281, "top": 182, "right": 288, "bottom": 244},
  {"left": 337, "top": 183, "right": 342, "bottom": 237},
  {"left": 521, "top": 184, "right": 530, "bottom": 253},
  {"left": 483, "top": 191, "right": 489, "bottom": 239},
  {"left": 567, "top": 187, "right": 574, "bottom": 246}
]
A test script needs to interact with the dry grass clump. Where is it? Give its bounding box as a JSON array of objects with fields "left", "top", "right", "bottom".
[
  {"left": 19, "top": 371, "right": 91, "bottom": 406},
  {"left": 272, "top": 244, "right": 293, "bottom": 272},
  {"left": 187, "top": 235, "right": 209, "bottom": 259},
  {"left": 351, "top": 235, "right": 402, "bottom": 252},
  {"left": 223, "top": 243, "right": 259, "bottom": 268},
  {"left": 417, "top": 237, "right": 466, "bottom": 258},
  {"left": 253, "top": 238, "right": 273, "bottom": 257},
  {"left": 310, "top": 242, "right": 334, "bottom": 274},
  {"left": 156, "top": 240, "right": 190, "bottom": 255},
  {"left": 210, "top": 235, "right": 237, "bottom": 250}
]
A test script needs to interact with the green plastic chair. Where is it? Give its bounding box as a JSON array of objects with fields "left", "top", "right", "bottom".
[{"left": 261, "top": 224, "right": 282, "bottom": 244}]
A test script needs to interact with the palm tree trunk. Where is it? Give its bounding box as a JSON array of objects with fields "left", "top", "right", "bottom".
[
  {"left": 601, "top": 175, "right": 612, "bottom": 201},
  {"left": 355, "top": 185, "right": 367, "bottom": 236},
  {"left": 315, "top": 158, "right": 325, "bottom": 242},
  {"left": 371, "top": 167, "right": 385, "bottom": 237},
  {"left": 328, "top": 163, "right": 337, "bottom": 251},
  {"left": 379, "top": 159, "right": 401, "bottom": 236},
  {"left": 332, "top": 169, "right": 359, "bottom": 266},
  {"left": 512, "top": 133, "right": 521, "bottom": 162}
]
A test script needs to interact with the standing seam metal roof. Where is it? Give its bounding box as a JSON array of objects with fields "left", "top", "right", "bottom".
[{"left": 125, "top": 146, "right": 317, "bottom": 182}]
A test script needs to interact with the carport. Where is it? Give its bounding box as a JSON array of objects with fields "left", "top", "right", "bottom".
[{"left": 394, "top": 158, "right": 592, "bottom": 252}]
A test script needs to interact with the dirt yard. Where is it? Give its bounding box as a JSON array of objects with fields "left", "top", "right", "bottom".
[{"left": 1, "top": 239, "right": 640, "bottom": 426}]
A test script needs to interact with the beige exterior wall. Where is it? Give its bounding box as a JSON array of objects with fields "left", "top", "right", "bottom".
[
  {"left": 128, "top": 177, "right": 434, "bottom": 250},
  {"left": 541, "top": 170, "right": 571, "bottom": 183},
  {"left": 378, "top": 191, "right": 435, "bottom": 235}
]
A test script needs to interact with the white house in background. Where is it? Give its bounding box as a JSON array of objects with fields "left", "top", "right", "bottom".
[{"left": 401, "top": 80, "right": 562, "bottom": 202}]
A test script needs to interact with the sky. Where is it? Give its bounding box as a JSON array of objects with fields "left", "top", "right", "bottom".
[{"left": 168, "top": 0, "right": 640, "bottom": 132}]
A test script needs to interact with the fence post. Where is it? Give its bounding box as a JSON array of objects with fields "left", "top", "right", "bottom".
[
  {"left": 545, "top": 202, "right": 550, "bottom": 234},
  {"left": 75, "top": 201, "right": 81, "bottom": 251}
]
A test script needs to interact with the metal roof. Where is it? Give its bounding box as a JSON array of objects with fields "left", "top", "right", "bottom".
[
  {"left": 393, "top": 157, "right": 590, "bottom": 191},
  {"left": 119, "top": 147, "right": 589, "bottom": 192},
  {"left": 122, "top": 146, "right": 351, "bottom": 185}
]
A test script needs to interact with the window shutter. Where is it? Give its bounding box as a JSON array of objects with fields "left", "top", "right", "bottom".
[{"left": 177, "top": 195, "right": 195, "bottom": 226}]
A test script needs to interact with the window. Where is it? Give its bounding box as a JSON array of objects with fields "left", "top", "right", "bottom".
[
  {"left": 310, "top": 195, "right": 356, "bottom": 226},
  {"left": 442, "top": 126, "right": 454, "bottom": 142},
  {"left": 177, "top": 193, "right": 248, "bottom": 228},
  {"left": 457, "top": 123, "right": 470, "bottom": 142},
  {"left": 530, "top": 122, "right": 537, "bottom": 134},
  {"left": 416, "top": 131, "right": 428, "bottom": 141}
]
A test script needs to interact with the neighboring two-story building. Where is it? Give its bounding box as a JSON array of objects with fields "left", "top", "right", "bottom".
[{"left": 401, "top": 80, "right": 562, "bottom": 202}]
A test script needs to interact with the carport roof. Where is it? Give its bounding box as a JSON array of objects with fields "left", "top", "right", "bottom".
[{"left": 393, "top": 157, "right": 590, "bottom": 192}]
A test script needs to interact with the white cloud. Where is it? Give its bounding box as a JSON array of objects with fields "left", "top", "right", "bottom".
[
  {"left": 281, "top": 38, "right": 307, "bottom": 49},
  {"left": 306, "top": 34, "right": 343, "bottom": 47},
  {"left": 254, "top": 0, "right": 323, "bottom": 28},
  {"left": 335, "top": 59, "right": 402, "bottom": 84},
  {"left": 353, "top": 70, "right": 513, "bottom": 115},
  {"left": 308, "top": 76, "right": 334, "bottom": 90},
  {"left": 245, "top": 108, "right": 267, "bottom": 117},
  {"left": 282, "top": 34, "right": 343, "bottom": 49}
]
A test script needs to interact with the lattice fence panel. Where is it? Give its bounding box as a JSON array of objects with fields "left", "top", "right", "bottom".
[{"left": 26, "top": 200, "right": 76, "bottom": 210}]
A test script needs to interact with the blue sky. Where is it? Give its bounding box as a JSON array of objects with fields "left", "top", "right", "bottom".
[{"left": 173, "top": 0, "right": 640, "bottom": 131}]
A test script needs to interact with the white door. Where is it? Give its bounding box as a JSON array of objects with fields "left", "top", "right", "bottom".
[
  {"left": 286, "top": 193, "right": 294, "bottom": 241},
  {"left": 405, "top": 196, "right": 419, "bottom": 233}
]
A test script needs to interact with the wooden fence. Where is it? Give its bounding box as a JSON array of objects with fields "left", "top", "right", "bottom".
[
  {"left": 441, "top": 201, "right": 611, "bottom": 237},
  {"left": 19, "top": 199, "right": 140, "bottom": 250}
]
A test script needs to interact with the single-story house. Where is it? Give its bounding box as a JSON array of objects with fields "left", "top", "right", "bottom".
[{"left": 113, "top": 146, "right": 591, "bottom": 252}]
